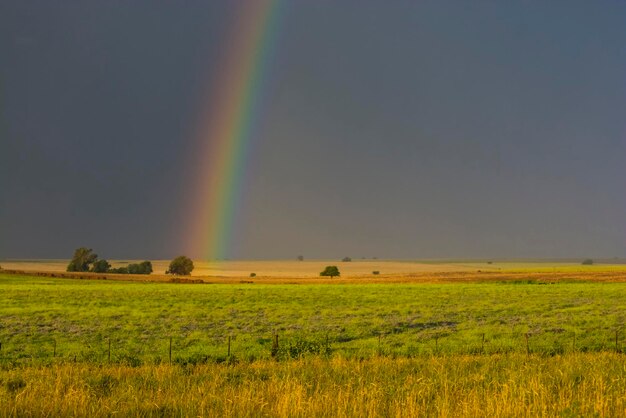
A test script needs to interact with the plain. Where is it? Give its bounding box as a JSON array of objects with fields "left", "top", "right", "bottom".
[{"left": 2, "top": 263, "right": 626, "bottom": 416}]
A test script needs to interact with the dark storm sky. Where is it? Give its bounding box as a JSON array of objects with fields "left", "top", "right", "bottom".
[{"left": 1, "top": 1, "right": 625, "bottom": 260}]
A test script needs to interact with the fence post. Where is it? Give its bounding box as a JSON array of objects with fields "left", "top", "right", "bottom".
[
  {"left": 271, "top": 333, "right": 279, "bottom": 357},
  {"left": 108, "top": 338, "right": 111, "bottom": 363},
  {"left": 616, "top": 330, "right": 619, "bottom": 353},
  {"left": 525, "top": 333, "right": 530, "bottom": 355},
  {"left": 53, "top": 339, "right": 57, "bottom": 358},
  {"left": 169, "top": 337, "right": 172, "bottom": 364},
  {"left": 227, "top": 335, "right": 231, "bottom": 357},
  {"left": 481, "top": 333, "right": 485, "bottom": 353}
]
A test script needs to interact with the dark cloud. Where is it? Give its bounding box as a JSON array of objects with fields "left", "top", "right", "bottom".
[{"left": 1, "top": 1, "right": 625, "bottom": 259}]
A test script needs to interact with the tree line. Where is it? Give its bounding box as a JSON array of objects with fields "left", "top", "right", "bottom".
[{"left": 66, "top": 248, "right": 194, "bottom": 275}]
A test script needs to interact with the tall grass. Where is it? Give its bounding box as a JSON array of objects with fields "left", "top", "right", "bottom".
[{"left": 1, "top": 353, "right": 625, "bottom": 417}]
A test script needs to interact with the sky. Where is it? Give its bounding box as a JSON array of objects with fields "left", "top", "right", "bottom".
[{"left": 1, "top": 1, "right": 625, "bottom": 260}]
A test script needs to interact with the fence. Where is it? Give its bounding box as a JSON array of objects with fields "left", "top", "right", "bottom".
[{"left": 0, "top": 328, "right": 624, "bottom": 366}]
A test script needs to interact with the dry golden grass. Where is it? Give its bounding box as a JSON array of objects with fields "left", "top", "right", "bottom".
[
  {"left": 0, "top": 259, "right": 476, "bottom": 277},
  {"left": 3, "top": 259, "right": 626, "bottom": 284},
  {"left": 2, "top": 353, "right": 626, "bottom": 417}
]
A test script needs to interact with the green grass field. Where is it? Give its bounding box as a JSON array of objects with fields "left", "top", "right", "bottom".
[{"left": 2, "top": 272, "right": 626, "bottom": 364}]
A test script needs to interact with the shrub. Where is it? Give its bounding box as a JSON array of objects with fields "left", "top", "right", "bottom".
[
  {"left": 250, "top": 272, "right": 256, "bottom": 278},
  {"left": 372, "top": 271, "right": 380, "bottom": 275},
  {"left": 582, "top": 259, "right": 594, "bottom": 265},
  {"left": 342, "top": 257, "right": 352, "bottom": 262},
  {"left": 320, "top": 266, "right": 340, "bottom": 278},
  {"left": 128, "top": 261, "right": 153, "bottom": 275},
  {"left": 166, "top": 256, "right": 194, "bottom": 275},
  {"left": 297, "top": 255, "right": 304, "bottom": 261},
  {"left": 139, "top": 261, "right": 153, "bottom": 274},
  {"left": 277, "top": 337, "right": 332, "bottom": 359}
]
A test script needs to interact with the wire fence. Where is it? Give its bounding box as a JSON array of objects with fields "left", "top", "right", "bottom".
[{"left": 0, "top": 328, "right": 624, "bottom": 366}]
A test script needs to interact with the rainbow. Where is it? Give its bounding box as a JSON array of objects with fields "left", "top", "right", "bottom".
[{"left": 186, "top": 1, "right": 283, "bottom": 260}]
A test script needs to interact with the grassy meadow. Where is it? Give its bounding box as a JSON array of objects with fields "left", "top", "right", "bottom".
[{"left": 2, "top": 265, "right": 626, "bottom": 416}]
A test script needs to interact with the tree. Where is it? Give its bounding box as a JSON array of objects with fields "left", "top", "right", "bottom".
[
  {"left": 139, "top": 261, "right": 153, "bottom": 274},
  {"left": 91, "top": 259, "right": 111, "bottom": 273},
  {"left": 166, "top": 256, "right": 194, "bottom": 275},
  {"left": 342, "top": 257, "right": 352, "bottom": 262},
  {"left": 582, "top": 259, "right": 594, "bottom": 265},
  {"left": 320, "top": 266, "right": 340, "bottom": 278},
  {"left": 67, "top": 247, "right": 98, "bottom": 272},
  {"left": 297, "top": 255, "right": 304, "bottom": 261}
]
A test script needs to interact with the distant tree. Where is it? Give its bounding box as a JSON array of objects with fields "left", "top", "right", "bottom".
[
  {"left": 320, "top": 266, "right": 340, "bottom": 278},
  {"left": 250, "top": 272, "right": 257, "bottom": 278},
  {"left": 297, "top": 255, "right": 304, "bottom": 261},
  {"left": 582, "top": 259, "right": 594, "bottom": 265},
  {"left": 128, "top": 261, "right": 153, "bottom": 275},
  {"left": 342, "top": 257, "right": 352, "bottom": 262},
  {"left": 166, "top": 256, "right": 194, "bottom": 275},
  {"left": 91, "top": 259, "right": 111, "bottom": 273},
  {"left": 372, "top": 271, "right": 380, "bottom": 275},
  {"left": 67, "top": 247, "right": 98, "bottom": 272},
  {"left": 139, "top": 261, "right": 153, "bottom": 274},
  {"left": 109, "top": 266, "right": 129, "bottom": 274}
]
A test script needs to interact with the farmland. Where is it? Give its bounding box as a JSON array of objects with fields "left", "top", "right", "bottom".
[{"left": 2, "top": 263, "right": 626, "bottom": 416}]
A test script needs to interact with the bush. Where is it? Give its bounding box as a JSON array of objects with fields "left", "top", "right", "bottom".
[
  {"left": 320, "top": 266, "right": 340, "bottom": 278},
  {"left": 128, "top": 261, "right": 153, "bottom": 275},
  {"left": 139, "top": 261, "right": 153, "bottom": 274},
  {"left": 166, "top": 256, "right": 194, "bottom": 275},
  {"left": 297, "top": 255, "right": 304, "bottom": 261},
  {"left": 582, "top": 259, "right": 594, "bottom": 265},
  {"left": 372, "top": 271, "right": 380, "bottom": 275},
  {"left": 250, "top": 272, "right": 256, "bottom": 278},
  {"left": 109, "top": 267, "right": 129, "bottom": 274},
  {"left": 342, "top": 257, "right": 352, "bottom": 262},
  {"left": 275, "top": 337, "right": 332, "bottom": 359}
]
